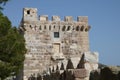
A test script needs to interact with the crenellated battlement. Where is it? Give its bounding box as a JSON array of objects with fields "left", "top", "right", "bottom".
[
  {"left": 23, "top": 8, "right": 88, "bottom": 23},
  {"left": 21, "top": 8, "right": 90, "bottom": 33},
  {"left": 19, "top": 8, "right": 98, "bottom": 80}
]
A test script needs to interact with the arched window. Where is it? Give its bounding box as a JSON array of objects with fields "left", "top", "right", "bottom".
[
  {"left": 80, "top": 26, "right": 84, "bottom": 31},
  {"left": 54, "top": 25, "right": 55, "bottom": 29},
  {"left": 49, "top": 25, "right": 51, "bottom": 30},
  {"left": 67, "top": 26, "right": 71, "bottom": 31},
  {"left": 85, "top": 28, "right": 88, "bottom": 32},
  {"left": 76, "top": 26, "right": 80, "bottom": 31},
  {"left": 39, "top": 25, "right": 41, "bottom": 30},
  {"left": 30, "top": 25, "right": 32, "bottom": 28},
  {"left": 72, "top": 26, "right": 75, "bottom": 31},
  {"left": 44, "top": 25, "right": 46, "bottom": 29},
  {"left": 27, "top": 10, "right": 30, "bottom": 14},
  {"left": 62, "top": 26, "right": 66, "bottom": 31}
]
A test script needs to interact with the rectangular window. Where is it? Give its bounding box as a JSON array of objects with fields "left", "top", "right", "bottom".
[
  {"left": 54, "top": 32, "right": 59, "bottom": 38},
  {"left": 53, "top": 43, "right": 60, "bottom": 53}
]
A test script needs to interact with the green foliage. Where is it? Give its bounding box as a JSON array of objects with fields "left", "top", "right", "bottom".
[
  {"left": 0, "top": 13, "right": 26, "bottom": 79},
  {"left": 0, "top": 13, "right": 11, "bottom": 36},
  {"left": 0, "top": 0, "right": 10, "bottom": 11}
]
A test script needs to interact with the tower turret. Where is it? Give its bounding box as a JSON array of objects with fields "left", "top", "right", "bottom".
[
  {"left": 23, "top": 8, "right": 38, "bottom": 21},
  {"left": 77, "top": 16, "right": 90, "bottom": 52}
]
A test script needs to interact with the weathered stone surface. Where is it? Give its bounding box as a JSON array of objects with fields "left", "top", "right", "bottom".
[
  {"left": 19, "top": 8, "right": 99, "bottom": 80},
  {"left": 73, "top": 69, "right": 89, "bottom": 78}
]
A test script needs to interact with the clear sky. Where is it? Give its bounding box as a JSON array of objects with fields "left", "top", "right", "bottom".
[{"left": 2, "top": 0, "right": 120, "bottom": 65}]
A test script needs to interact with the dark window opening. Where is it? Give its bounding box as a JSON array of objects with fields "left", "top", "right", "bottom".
[
  {"left": 67, "top": 26, "right": 71, "bottom": 31},
  {"left": 76, "top": 26, "right": 79, "bottom": 31},
  {"left": 49, "top": 25, "right": 51, "bottom": 30},
  {"left": 27, "top": 10, "right": 30, "bottom": 14},
  {"left": 85, "top": 28, "right": 88, "bottom": 32},
  {"left": 54, "top": 32, "right": 59, "bottom": 38},
  {"left": 39, "top": 26, "right": 41, "bottom": 30},
  {"left": 30, "top": 25, "right": 32, "bottom": 28},
  {"left": 81, "top": 26, "right": 84, "bottom": 31},
  {"left": 44, "top": 25, "right": 46, "bottom": 29},
  {"left": 62, "top": 26, "right": 66, "bottom": 31},
  {"left": 54, "top": 26, "right": 55, "bottom": 29}
]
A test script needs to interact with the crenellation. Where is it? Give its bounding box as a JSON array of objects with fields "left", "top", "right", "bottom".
[
  {"left": 23, "top": 8, "right": 38, "bottom": 21},
  {"left": 64, "top": 16, "right": 73, "bottom": 22},
  {"left": 19, "top": 8, "right": 99, "bottom": 80},
  {"left": 77, "top": 16, "right": 88, "bottom": 23},
  {"left": 52, "top": 16, "right": 60, "bottom": 21},
  {"left": 39, "top": 15, "right": 48, "bottom": 21}
]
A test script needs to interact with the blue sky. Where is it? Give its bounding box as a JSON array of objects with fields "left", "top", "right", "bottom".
[{"left": 2, "top": 0, "right": 120, "bottom": 65}]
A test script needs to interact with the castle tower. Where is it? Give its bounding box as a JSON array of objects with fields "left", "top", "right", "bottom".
[
  {"left": 23, "top": 8, "right": 38, "bottom": 21},
  {"left": 19, "top": 8, "right": 98, "bottom": 80},
  {"left": 77, "top": 16, "right": 90, "bottom": 52}
]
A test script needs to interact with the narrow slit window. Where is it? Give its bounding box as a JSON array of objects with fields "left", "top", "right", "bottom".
[
  {"left": 62, "top": 26, "right": 66, "bottom": 31},
  {"left": 49, "top": 25, "right": 51, "bottom": 30},
  {"left": 39, "top": 26, "right": 41, "bottom": 30},
  {"left": 44, "top": 25, "right": 46, "bottom": 29}
]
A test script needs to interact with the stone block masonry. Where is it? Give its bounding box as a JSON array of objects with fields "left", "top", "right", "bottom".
[{"left": 19, "top": 8, "right": 98, "bottom": 80}]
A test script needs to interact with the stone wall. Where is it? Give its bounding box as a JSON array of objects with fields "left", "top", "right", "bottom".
[{"left": 19, "top": 8, "right": 98, "bottom": 80}]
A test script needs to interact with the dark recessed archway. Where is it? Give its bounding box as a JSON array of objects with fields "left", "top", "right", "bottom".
[
  {"left": 76, "top": 26, "right": 80, "bottom": 31},
  {"left": 62, "top": 26, "right": 66, "bottom": 31},
  {"left": 67, "top": 26, "right": 71, "bottom": 31},
  {"left": 80, "top": 26, "right": 84, "bottom": 31}
]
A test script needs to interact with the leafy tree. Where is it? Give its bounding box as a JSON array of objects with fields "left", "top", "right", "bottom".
[
  {"left": 0, "top": 0, "right": 10, "bottom": 10},
  {"left": 0, "top": 13, "right": 26, "bottom": 79}
]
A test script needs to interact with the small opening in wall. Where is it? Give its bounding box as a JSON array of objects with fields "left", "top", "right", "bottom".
[
  {"left": 54, "top": 32, "right": 59, "bottom": 38},
  {"left": 67, "top": 26, "right": 71, "bottom": 31},
  {"left": 76, "top": 26, "right": 79, "bottom": 31},
  {"left": 30, "top": 25, "right": 32, "bottom": 28},
  {"left": 27, "top": 10, "right": 30, "bottom": 14},
  {"left": 62, "top": 26, "right": 66, "bottom": 31},
  {"left": 85, "top": 28, "right": 88, "bottom": 32},
  {"left": 49, "top": 25, "right": 51, "bottom": 30},
  {"left": 81, "top": 26, "right": 84, "bottom": 31},
  {"left": 39, "top": 26, "right": 41, "bottom": 30},
  {"left": 44, "top": 25, "right": 46, "bottom": 29},
  {"left": 54, "top": 25, "right": 55, "bottom": 29}
]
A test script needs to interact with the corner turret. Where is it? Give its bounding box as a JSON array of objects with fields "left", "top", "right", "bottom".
[{"left": 23, "top": 8, "right": 38, "bottom": 21}]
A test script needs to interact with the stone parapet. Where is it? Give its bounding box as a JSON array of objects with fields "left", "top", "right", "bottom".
[{"left": 18, "top": 8, "right": 99, "bottom": 80}]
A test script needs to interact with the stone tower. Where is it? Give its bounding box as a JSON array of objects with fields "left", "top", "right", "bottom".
[{"left": 19, "top": 8, "right": 98, "bottom": 80}]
